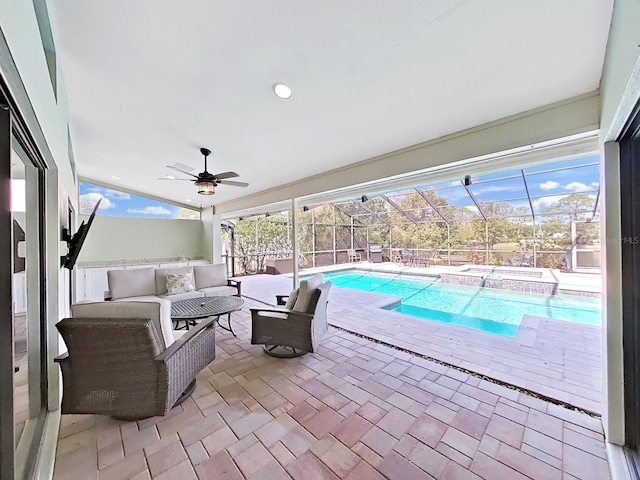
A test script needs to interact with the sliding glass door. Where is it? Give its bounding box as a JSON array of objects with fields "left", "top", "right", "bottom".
[{"left": 1, "top": 90, "right": 48, "bottom": 479}]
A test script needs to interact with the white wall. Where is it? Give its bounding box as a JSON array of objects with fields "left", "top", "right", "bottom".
[
  {"left": 600, "top": 0, "right": 640, "bottom": 141},
  {"left": 76, "top": 215, "right": 204, "bottom": 264},
  {"left": 201, "top": 207, "right": 214, "bottom": 262},
  {"left": 0, "top": 1, "right": 78, "bottom": 472},
  {"left": 0, "top": 3, "right": 78, "bottom": 330},
  {"left": 598, "top": 0, "right": 640, "bottom": 445}
]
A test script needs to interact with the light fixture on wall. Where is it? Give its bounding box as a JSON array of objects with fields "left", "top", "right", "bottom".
[{"left": 361, "top": 195, "right": 369, "bottom": 202}]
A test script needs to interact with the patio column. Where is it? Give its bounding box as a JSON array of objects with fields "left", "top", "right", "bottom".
[
  {"left": 485, "top": 221, "right": 489, "bottom": 264},
  {"left": 570, "top": 218, "right": 578, "bottom": 270},
  {"left": 292, "top": 198, "right": 300, "bottom": 288},
  {"left": 366, "top": 226, "right": 370, "bottom": 261},
  {"left": 311, "top": 208, "right": 316, "bottom": 268},
  {"left": 201, "top": 207, "right": 223, "bottom": 263},
  {"left": 332, "top": 205, "right": 337, "bottom": 265},
  {"left": 350, "top": 216, "right": 354, "bottom": 251},
  {"left": 532, "top": 219, "right": 537, "bottom": 268}
]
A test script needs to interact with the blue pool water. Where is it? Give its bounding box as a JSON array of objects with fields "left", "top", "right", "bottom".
[{"left": 319, "top": 270, "right": 601, "bottom": 337}]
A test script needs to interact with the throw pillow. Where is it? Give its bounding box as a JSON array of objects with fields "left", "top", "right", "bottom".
[
  {"left": 284, "top": 288, "right": 299, "bottom": 309},
  {"left": 165, "top": 272, "right": 195, "bottom": 295}
]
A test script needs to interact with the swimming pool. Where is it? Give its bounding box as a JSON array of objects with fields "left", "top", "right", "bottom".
[{"left": 318, "top": 270, "right": 601, "bottom": 337}]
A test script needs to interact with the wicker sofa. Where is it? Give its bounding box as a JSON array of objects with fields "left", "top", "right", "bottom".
[{"left": 106, "top": 263, "right": 241, "bottom": 302}]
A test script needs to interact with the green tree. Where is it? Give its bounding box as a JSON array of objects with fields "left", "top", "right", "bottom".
[
  {"left": 234, "top": 215, "right": 291, "bottom": 274},
  {"left": 469, "top": 202, "right": 515, "bottom": 249},
  {"left": 544, "top": 193, "right": 593, "bottom": 220},
  {"left": 176, "top": 208, "right": 199, "bottom": 219}
]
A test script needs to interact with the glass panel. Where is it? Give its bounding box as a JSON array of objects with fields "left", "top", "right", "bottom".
[
  {"left": 11, "top": 155, "right": 28, "bottom": 448},
  {"left": 11, "top": 142, "right": 44, "bottom": 472}
]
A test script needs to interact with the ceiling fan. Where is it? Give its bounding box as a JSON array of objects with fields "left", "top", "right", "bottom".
[{"left": 159, "top": 147, "right": 248, "bottom": 195}]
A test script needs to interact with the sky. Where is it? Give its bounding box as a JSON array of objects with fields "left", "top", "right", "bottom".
[
  {"left": 424, "top": 155, "right": 600, "bottom": 216},
  {"left": 78, "top": 155, "right": 600, "bottom": 220},
  {"left": 79, "top": 182, "right": 199, "bottom": 219}
]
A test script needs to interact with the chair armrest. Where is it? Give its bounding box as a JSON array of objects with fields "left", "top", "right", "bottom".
[
  {"left": 54, "top": 353, "right": 69, "bottom": 363},
  {"left": 275, "top": 295, "right": 289, "bottom": 306},
  {"left": 227, "top": 279, "right": 242, "bottom": 297},
  {"left": 250, "top": 307, "right": 313, "bottom": 320},
  {"left": 156, "top": 317, "right": 216, "bottom": 362}
]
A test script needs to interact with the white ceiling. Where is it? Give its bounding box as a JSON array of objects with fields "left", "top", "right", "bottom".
[{"left": 48, "top": 0, "right": 613, "bottom": 209}]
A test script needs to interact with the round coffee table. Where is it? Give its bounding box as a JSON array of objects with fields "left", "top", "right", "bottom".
[{"left": 171, "top": 296, "right": 244, "bottom": 337}]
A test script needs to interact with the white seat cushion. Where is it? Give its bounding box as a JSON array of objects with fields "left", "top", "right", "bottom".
[
  {"left": 159, "top": 291, "right": 204, "bottom": 302},
  {"left": 293, "top": 273, "right": 323, "bottom": 312},
  {"left": 199, "top": 285, "right": 238, "bottom": 297},
  {"left": 193, "top": 264, "right": 227, "bottom": 289},
  {"left": 113, "top": 295, "right": 165, "bottom": 303},
  {"left": 72, "top": 299, "right": 175, "bottom": 348},
  {"left": 107, "top": 268, "right": 157, "bottom": 300}
]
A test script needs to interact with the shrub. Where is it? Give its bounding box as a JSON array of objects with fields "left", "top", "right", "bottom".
[{"left": 466, "top": 250, "right": 484, "bottom": 264}]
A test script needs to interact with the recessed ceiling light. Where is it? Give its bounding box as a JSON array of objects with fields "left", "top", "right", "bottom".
[
  {"left": 111, "top": 176, "right": 120, "bottom": 181},
  {"left": 273, "top": 83, "right": 292, "bottom": 99},
  {"left": 166, "top": 175, "right": 175, "bottom": 180},
  {"left": 185, "top": 199, "right": 192, "bottom": 202}
]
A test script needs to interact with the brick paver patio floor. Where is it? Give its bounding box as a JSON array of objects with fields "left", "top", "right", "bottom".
[
  {"left": 53, "top": 297, "right": 609, "bottom": 479},
  {"left": 240, "top": 274, "right": 603, "bottom": 414}
]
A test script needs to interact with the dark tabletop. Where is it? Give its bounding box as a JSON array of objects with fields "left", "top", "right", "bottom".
[{"left": 171, "top": 296, "right": 244, "bottom": 320}]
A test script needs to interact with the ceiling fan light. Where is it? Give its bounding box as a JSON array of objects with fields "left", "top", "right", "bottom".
[{"left": 196, "top": 181, "right": 215, "bottom": 195}]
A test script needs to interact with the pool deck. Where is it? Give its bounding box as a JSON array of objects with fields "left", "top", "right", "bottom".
[{"left": 240, "top": 269, "right": 602, "bottom": 414}]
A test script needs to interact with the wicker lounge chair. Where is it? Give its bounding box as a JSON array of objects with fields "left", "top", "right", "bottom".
[
  {"left": 250, "top": 274, "right": 331, "bottom": 357},
  {"left": 54, "top": 300, "right": 216, "bottom": 420}
]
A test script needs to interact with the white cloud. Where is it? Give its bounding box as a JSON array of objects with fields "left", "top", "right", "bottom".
[
  {"left": 127, "top": 206, "right": 172, "bottom": 216},
  {"left": 86, "top": 185, "right": 130, "bottom": 200},
  {"left": 590, "top": 182, "right": 599, "bottom": 188},
  {"left": 473, "top": 185, "right": 519, "bottom": 194},
  {"left": 540, "top": 181, "right": 560, "bottom": 191},
  {"left": 103, "top": 188, "right": 130, "bottom": 200},
  {"left": 532, "top": 195, "right": 568, "bottom": 212},
  {"left": 564, "top": 182, "right": 590, "bottom": 192},
  {"left": 79, "top": 192, "right": 115, "bottom": 212}
]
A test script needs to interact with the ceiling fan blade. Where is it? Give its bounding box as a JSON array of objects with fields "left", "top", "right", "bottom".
[
  {"left": 167, "top": 165, "right": 198, "bottom": 178},
  {"left": 218, "top": 180, "right": 249, "bottom": 187},
  {"left": 213, "top": 171, "right": 239, "bottom": 180},
  {"left": 157, "top": 177, "right": 194, "bottom": 181}
]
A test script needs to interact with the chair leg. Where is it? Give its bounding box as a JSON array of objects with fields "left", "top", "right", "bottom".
[{"left": 263, "top": 345, "right": 307, "bottom": 358}]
